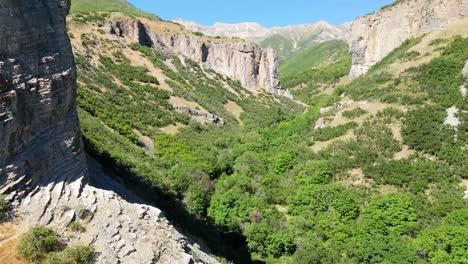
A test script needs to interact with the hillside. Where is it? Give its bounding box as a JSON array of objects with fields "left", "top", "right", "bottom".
[
  {"left": 279, "top": 40, "right": 351, "bottom": 105},
  {"left": 70, "top": 7, "right": 468, "bottom": 264},
  {"left": 67, "top": 9, "right": 303, "bottom": 262},
  {"left": 280, "top": 40, "right": 349, "bottom": 75},
  {"left": 70, "top": 0, "right": 158, "bottom": 19}
]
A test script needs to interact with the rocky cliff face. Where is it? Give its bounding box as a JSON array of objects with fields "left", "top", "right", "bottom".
[
  {"left": 0, "top": 0, "right": 85, "bottom": 198},
  {"left": 0, "top": 1, "right": 217, "bottom": 263},
  {"left": 109, "top": 19, "right": 293, "bottom": 97},
  {"left": 348, "top": 0, "right": 468, "bottom": 79}
]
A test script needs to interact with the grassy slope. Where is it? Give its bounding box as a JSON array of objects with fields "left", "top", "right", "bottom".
[
  {"left": 71, "top": 0, "right": 158, "bottom": 19},
  {"left": 259, "top": 34, "right": 295, "bottom": 62},
  {"left": 280, "top": 40, "right": 349, "bottom": 75},
  {"left": 278, "top": 40, "right": 351, "bottom": 105}
]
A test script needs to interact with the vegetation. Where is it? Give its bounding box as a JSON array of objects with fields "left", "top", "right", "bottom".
[
  {"left": 70, "top": 0, "right": 159, "bottom": 19},
  {"left": 280, "top": 40, "right": 350, "bottom": 75},
  {"left": 0, "top": 194, "right": 10, "bottom": 221},
  {"left": 18, "top": 226, "right": 62, "bottom": 262},
  {"left": 70, "top": 10, "right": 468, "bottom": 263},
  {"left": 19, "top": 226, "right": 94, "bottom": 264},
  {"left": 279, "top": 41, "right": 351, "bottom": 105},
  {"left": 67, "top": 221, "right": 85, "bottom": 232},
  {"left": 42, "top": 245, "right": 95, "bottom": 264},
  {"left": 342, "top": 107, "right": 368, "bottom": 119}
]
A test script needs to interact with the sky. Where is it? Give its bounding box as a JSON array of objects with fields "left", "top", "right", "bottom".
[{"left": 128, "top": 0, "right": 396, "bottom": 27}]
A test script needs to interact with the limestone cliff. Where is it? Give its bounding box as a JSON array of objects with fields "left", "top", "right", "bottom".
[
  {"left": 109, "top": 19, "right": 293, "bottom": 98},
  {"left": 0, "top": 1, "right": 217, "bottom": 263},
  {"left": 348, "top": 0, "right": 468, "bottom": 79}
]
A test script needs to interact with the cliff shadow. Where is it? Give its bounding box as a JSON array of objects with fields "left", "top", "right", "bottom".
[{"left": 83, "top": 143, "right": 253, "bottom": 264}]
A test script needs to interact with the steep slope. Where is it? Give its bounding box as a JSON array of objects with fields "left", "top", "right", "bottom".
[
  {"left": 71, "top": 0, "right": 157, "bottom": 19},
  {"left": 348, "top": 0, "right": 468, "bottom": 79},
  {"left": 279, "top": 40, "right": 351, "bottom": 105},
  {"left": 0, "top": 1, "right": 217, "bottom": 263},
  {"left": 259, "top": 22, "right": 347, "bottom": 62},
  {"left": 174, "top": 19, "right": 347, "bottom": 62},
  {"left": 280, "top": 40, "right": 349, "bottom": 75}
]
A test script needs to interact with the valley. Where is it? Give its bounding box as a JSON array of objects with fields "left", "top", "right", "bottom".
[{"left": 0, "top": 0, "right": 467, "bottom": 263}]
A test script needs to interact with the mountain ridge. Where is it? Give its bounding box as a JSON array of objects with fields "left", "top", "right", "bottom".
[{"left": 173, "top": 18, "right": 347, "bottom": 61}]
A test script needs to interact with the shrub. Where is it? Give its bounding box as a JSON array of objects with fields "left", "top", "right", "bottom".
[
  {"left": 342, "top": 107, "right": 367, "bottom": 119},
  {"left": 18, "top": 226, "right": 62, "bottom": 262},
  {"left": 42, "top": 245, "right": 95, "bottom": 264},
  {"left": 313, "top": 122, "right": 358, "bottom": 142},
  {"left": 0, "top": 194, "right": 10, "bottom": 221},
  {"left": 67, "top": 221, "right": 85, "bottom": 232}
]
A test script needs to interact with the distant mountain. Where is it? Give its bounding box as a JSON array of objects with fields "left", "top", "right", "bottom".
[{"left": 173, "top": 19, "right": 347, "bottom": 61}]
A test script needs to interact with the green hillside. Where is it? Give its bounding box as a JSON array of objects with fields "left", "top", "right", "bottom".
[
  {"left": 280, "top": 40, "right": 350, "bottom": 75},
  {"left": 259, "top": 29, "right": 338, "bottom": 62},
  {"left": 279, "top": 40, "right": 351, "bottom": 105},
  {"left": 68, "top": 7, "right": 468, "bottom": 264},
  {"left": 259, "top": 34, "right": 296, "bottom": 62},
  {"left": 71, "top": 0, "right": 158, "bottom": 19}
]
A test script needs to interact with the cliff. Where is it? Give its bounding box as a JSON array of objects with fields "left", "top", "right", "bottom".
[
  {"left": 0, "top": 1, "right": 217, "bottom": 263},
  {"left": 109, "top": 19, "right": 293, "bottom": 98},
  {"left": 348, "top": 0, "right": 468, "bottom": 79}
]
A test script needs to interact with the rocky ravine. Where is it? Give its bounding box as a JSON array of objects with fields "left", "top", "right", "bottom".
[
  {"left": 0, "top": 1, "right": 217, "bottom": 263},
  {"left": 109, "top": 19, "right": 293, "bottom": 98},
  {"left": 348, "top": 0, "right": 468, "bottom": 79}
]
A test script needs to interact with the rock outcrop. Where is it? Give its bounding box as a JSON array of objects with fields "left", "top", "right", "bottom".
[
  {"left": 348, "top": 0, "right": 468, "bottom": 79},
  {"left": 109, "top": 19, "right": 293, "bottom": 97},
  {"left": 0, "top": 1, "right": 217, "bottom": 263},
  {"left": 174, "top": 106, "right": 225, "bottom": 126}
]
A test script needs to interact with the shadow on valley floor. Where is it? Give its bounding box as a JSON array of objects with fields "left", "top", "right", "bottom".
[{"left": 84, "top": 143, "right": 255, "bottom": 264}]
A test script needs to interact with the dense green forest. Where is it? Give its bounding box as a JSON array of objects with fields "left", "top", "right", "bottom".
[{"left": 69, "top": 8, "right": 467, "bottom": 263}]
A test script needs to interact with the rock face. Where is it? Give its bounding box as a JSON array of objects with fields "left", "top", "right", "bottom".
[
  {"left": 109, "top": 19, "right": 293, "bottom": 97},
  {"left": 0, "top": 0, "right": 86, "bottom": 198},
  {"left": 153, "top": 34, "right": 281, "bottom": 92},
  {"left": 348, "top": 0, "right": 468, "bottom": 79},
  {"left": 0, "top": 1, "right": 217, "bottom": 263}
]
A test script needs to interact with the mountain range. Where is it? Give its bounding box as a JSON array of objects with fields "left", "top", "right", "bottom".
[{"left": 173, "top": 18, "right": 348, "bottom": 61}]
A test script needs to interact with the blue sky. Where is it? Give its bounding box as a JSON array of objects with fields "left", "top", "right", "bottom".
[{"left": 128, "top": 0, "right": 396, "bottom": 27}]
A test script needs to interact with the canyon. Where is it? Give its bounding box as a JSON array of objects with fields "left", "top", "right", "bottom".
[{"left": 0, "top": 1, "right": 217, "bottom": 263}]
